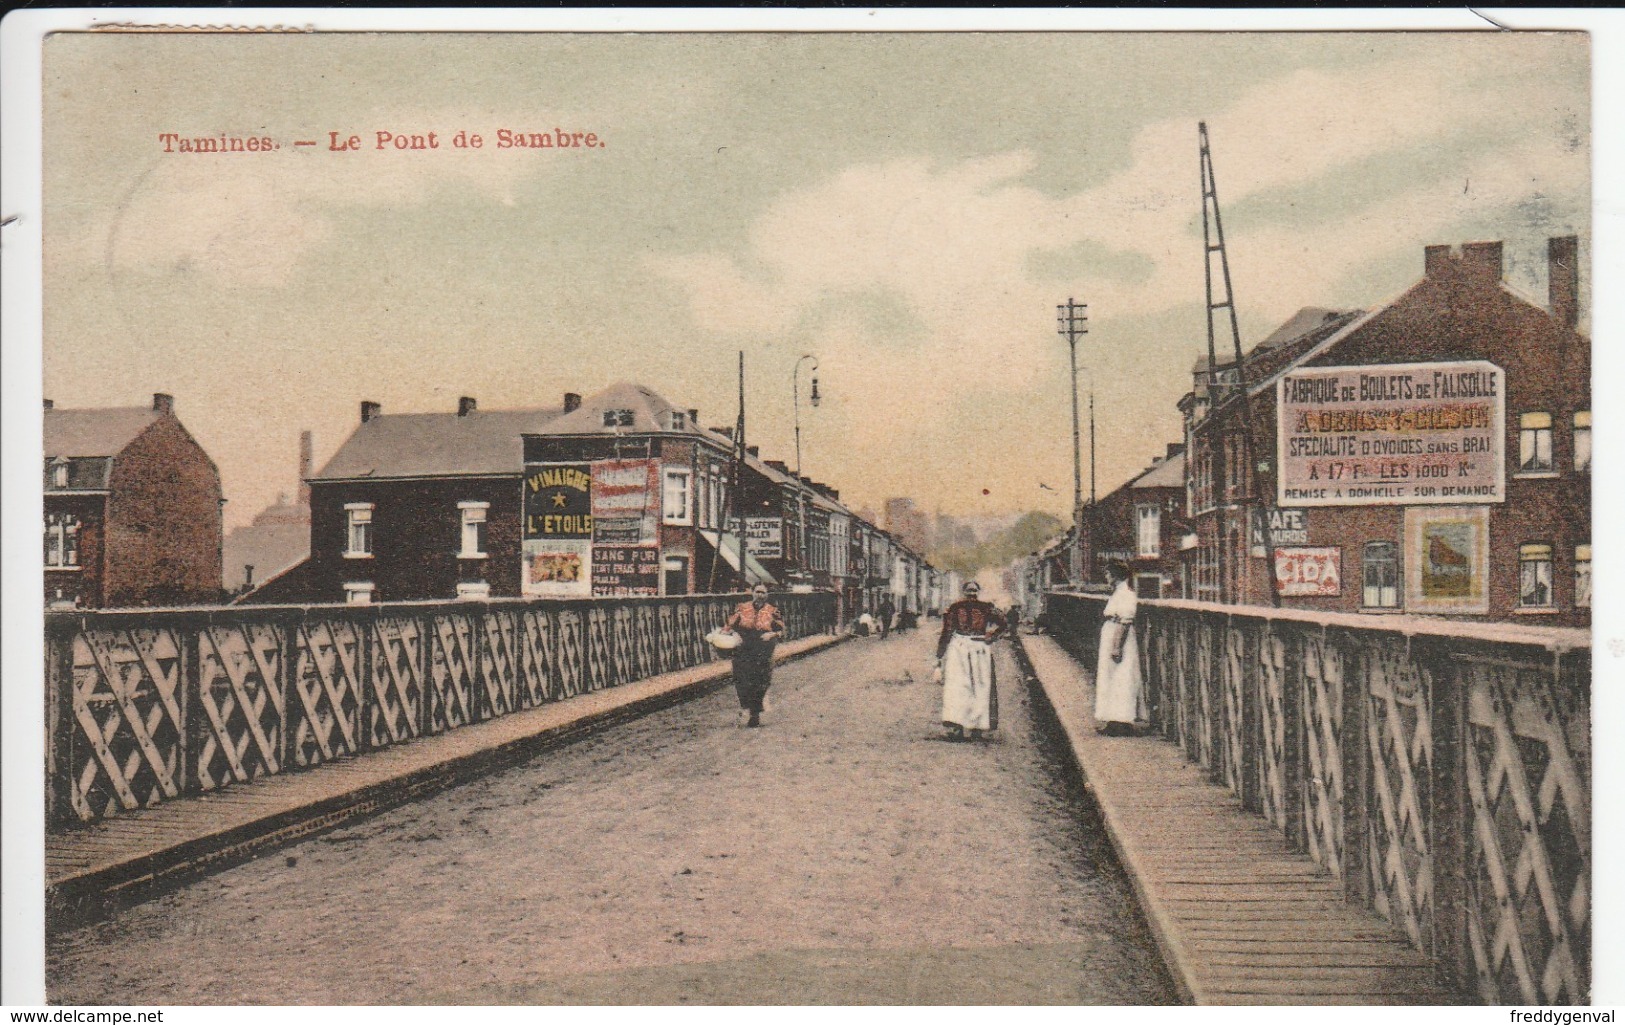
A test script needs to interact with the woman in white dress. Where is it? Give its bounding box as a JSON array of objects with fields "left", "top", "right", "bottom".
[{"left": 1095, "top": 561, "right": 1147, "bottom": 736}]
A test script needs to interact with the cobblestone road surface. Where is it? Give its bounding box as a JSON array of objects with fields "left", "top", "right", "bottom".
[{"left": 48, "top": 630, "right": 1175, "bottom": 1005}]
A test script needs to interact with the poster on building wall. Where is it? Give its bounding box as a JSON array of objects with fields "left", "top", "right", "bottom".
[
  {"left": 1404, "top": 506, "right": 1490, "bottom": 614},
  {"left": 1277, "top": 361, "right": 1506, "bottom": 508},
  {"left": 591, "top": 459, "right": 658, "bottom": 544},
  {"left": 591, "top": 545, "right": 661, "bottom": 596},
  {"left": 524, "top": 463, "right": 593, "bottom": 540},
  {"left": 726, "top": 516, "right": 784, "bottom": 558},
  {"left": 1273, "top": 547, "right": 1342, "bottom": 597},
  {"left": 522, "top": 540, "right": 592, "bottom": 597},
  {"left": 1250, "top": 508, "right": 1309, "bottom": 557}
]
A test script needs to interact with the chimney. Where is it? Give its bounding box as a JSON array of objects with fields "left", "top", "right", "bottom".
[
  {"left": 1549, "top": 235, "right": 1579, "bottom": 330},
  {"left": 458, "top": 396, "right": 477, "bottom": 417},
  {"left": 244, "top": 565, "right": 255, "bottom": 589},
  {"left": 297, "top": 430, "right": 313, "bottom": 507},
  {"left": 43, "top": 398, "right": 53, "bottom": 410},
  {"left": 1460, "top": 241, "right": 1503, "bottom": 282},
  {"left": 563, "top": 392, "right": 582, "bottom": 414},
  {"left": 747, "top": 445, "right": 761, "bottom": 458},
  {"left": 1167, "top": 442, "right": 1184, "bottom": 459},
  {"left": 361, "top": 400, "right": 381, "bottom": 423},
  {"left": 1424, "top": 244, "right": 1454, "bottom": 279},
  {"left": 765, "top": 459, "right": 789, "bottom": 474},
  {"left": 153, "top": 393, "right": 174, "bottom": 414}
]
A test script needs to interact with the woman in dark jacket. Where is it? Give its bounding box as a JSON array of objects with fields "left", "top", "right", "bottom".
[{"left": 723, "top": 583, "right": 785, "bottom": 728}]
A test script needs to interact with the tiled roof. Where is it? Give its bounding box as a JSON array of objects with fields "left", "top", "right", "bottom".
[
  {"left": 1132, "top": 452, "right": 1186, "bottom": 490},
  {"left": 527, "top": 382, "right": 705, "bottom": 437},
  {"left": 313, "top": 408, "right": 562, "bottom": 480},
  {"left": 44, "top": 407, "right": 160, "bottom": 458}
]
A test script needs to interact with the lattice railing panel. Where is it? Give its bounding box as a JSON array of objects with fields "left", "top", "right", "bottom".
[
  {"left": 289, "top": 619, "right": 362, "bottom": 768},
  {"left": 673, "top": 602, "right": 700, "bottom": 671},
  {"left": 479, "top": 609, "right": 521, "bottom": 720},
  {"left": 1258, "top": 627, "right": 1289, "bottom": 832},
  {"left": 630, "top": 605, "right": 658, "bottom": 681},
  {"left": 197, "top": 621, "right": 285, "bottom": 790},
  {"left": 1301, "top": 631, "right": 1346, "bottom": 880},
  {"left": 609, "top": 605, "right": 635, "bottom": 686},
  {"left": 555, "top": 608, "right": 586, "bottom": 699},
  {"left": 68, "top": 627, "right": 186, "bottom": 821},
  {"left": 655, "top": 604, "right": 678, "bottom": 675},
  {"left": 1364, "top": 642, "right": 1433, "bottom": 951},
  {"left": 426, "top": 613, "right": 477, "bottom": 733},
  {"left": 1221, "top": 621, "right": 1247, "bottom": 798},
  {"left": 1463, "top": 658, "right": 1590, "bottom": 1005},
  {"left": 584, "top": 606, "right": 614, "bottom": 691},
  {"left": 368, "top": 614, "right": 424, "bottom": 749},
  {"left": 518, "top": 608, "right": 558, "bottom": 705}
]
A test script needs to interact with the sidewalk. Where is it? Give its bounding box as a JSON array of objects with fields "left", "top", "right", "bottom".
[
  {"left": 47, "top": 633, "right": 847, "bottom": 922},
  {"left": 1017, "top": 634, "right": 1460, "bottom": 1005}
]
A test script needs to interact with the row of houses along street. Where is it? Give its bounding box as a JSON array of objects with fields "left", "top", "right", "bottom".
[
  {"left": 43, "top": 381, "right": 947, "bottom": 621},
  {"left": 1020, "top": 234, "right": 1590, "bottom": 629}
]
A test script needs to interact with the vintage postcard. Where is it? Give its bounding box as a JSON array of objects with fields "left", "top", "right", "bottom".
[{"left": 2, "top": 10, "right": 1612, "bottom": 1012}]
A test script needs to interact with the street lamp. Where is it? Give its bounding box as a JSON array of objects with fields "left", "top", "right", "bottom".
[{"left": 792, "top": 354, "right": 820, "bottom": 586}]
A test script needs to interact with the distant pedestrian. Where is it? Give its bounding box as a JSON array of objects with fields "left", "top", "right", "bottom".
[
  {"left": 936, "top": 581, "right": 1007, "bottom": 742},
  {"left": 1006, "top": 603, "right": 1022, "bottom": 638},
  {"left": 854, "top": 611, "right": 876, "bottom": 637},
  {"left": 1095, "top": 561, "right": 1147, "bottom": 736},
  {"left": 723, "top": 583, "right": 784, "bottom": 728},
  {"left": 877, "top": 596, "right": 895, "bottom": 639}
]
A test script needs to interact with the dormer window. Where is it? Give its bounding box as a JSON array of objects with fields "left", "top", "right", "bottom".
[
  {"left": 50, "top": 460, "right": 69, "bottom": 489},
  {"left": 602, "top": 409, "right": 634, "bottom": 428},
  {"left": 669, "top": 410, "right": 687, "bottom": 430}
]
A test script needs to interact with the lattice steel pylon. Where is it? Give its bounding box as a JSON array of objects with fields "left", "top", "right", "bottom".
[{"left": 1199, "top": 122, "right": 1279, "bottom": 606}]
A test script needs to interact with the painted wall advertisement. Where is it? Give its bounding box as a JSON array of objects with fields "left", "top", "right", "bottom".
[
  {"left": 523, "top": 463, "right": 593, "bottom": 595},
  {"left": 1277, "top": 360, "right": 1505, "bottom": 508},
  {"left": 592, "top": 545, "right": 661, "bottom": 597},
  {"left": 1249, "top": 507, "right": 1308, "bottom": 556},
  {"left": 726, "top": 516, "right": 784, "bottom": 558},
  {"left": 524, "top": 463, "right": 593, "bottom": 539},
  {"left": 1404, "top": 506, "right": 1490, "bottom": 614},
  {"left": 1272, "top": 547, "right": 1342, "bottom": 597},
  {"left": 523, "top": 540, "right": 591, "bottom": 597},
  {"left": 591, "top": 459, "right": 659, "bottom": 545}
]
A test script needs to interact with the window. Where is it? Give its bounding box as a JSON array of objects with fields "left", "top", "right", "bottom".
[
  {"left": 344, "top": 582, "right": 375, "bottom": 605},
  {"left": 663, "top": 467, "right": 692, "bottom": 524},
  {"left": 1518, "top": 543, "right": 1554, "bottom": 608},
  {"left": 1362, "top": 541, "right": 1400, "bottom": 609},
  {"left": 51, "top": 461, "right": 69, "bottom": 489},
  {"left": 602, "top": 408, "right": 634, "bottom": 428},
  {"left": 1136, "top": 505, "right": 1162, "bottom": 558},
  {"left": 44, "top": 512, "right": 80, "bottom": 568},
  {"left": 455, "top": 580, "right": 491, "bottom": 601},
  {"left": 1575, "top": 544, "right": 1591, "bottom": 609},
  {"left": 663, "top": 555, "right": 689, "bottom": 596},
  {"left": 669, "top": 410, "right": 687, "bottom": 430},
  {"left": 1518, "top": 412, "right": 1554, "bottom": 474},
  {"left": 1135, "top": 574, "right": 1163, "bottom": 600},
  {"left": 459, "top": 501, "right": 488, "bottom": 558},
  {"left": 345, "top": 503, "right": 374, "bottom": 557},
  {"left": 1574, "top": 411, "right": 1591, "bottom": 473}
]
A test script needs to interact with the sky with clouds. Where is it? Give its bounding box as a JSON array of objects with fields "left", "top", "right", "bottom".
[{"left": 42, "top": 31, "right": 1588, "bottom": 531}]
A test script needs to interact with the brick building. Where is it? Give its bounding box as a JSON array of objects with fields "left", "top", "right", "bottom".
[
  {"left": 43, "top": 393, "right": 223, "bottom": 608},
  {"left": 244, "top": 397, "right": 561, "bottom": 604},
  {"left": 1183, "top": 237, "right": 1589, "bottom": 626},
  {"left": 1083, "top": 444, "right": 1188, "bottom": 598}
]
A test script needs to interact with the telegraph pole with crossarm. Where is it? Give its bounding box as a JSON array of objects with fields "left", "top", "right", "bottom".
[{"left": 1057, "top": 298, "right": 1088, "bottom": 588}]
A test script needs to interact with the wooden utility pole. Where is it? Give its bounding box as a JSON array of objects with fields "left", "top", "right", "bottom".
[
  {"left": 707, "top": 352, "right": 747, "bottom": 595},
  {"left": 1057, "top": 298, "right": 1088, "bottom": 588}
]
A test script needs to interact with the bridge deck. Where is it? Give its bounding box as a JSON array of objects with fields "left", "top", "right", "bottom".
[
  {"left": 47, "top": 633, "right": 846, "bottom": 916},
  {"left": 1019, "top": 634, "right": 1460, "bottom": 1005}
]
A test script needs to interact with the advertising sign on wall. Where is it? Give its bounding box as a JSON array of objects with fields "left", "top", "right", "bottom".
[
  {"left": 1404, "top": 506, "right": 1490, "bottom": 615},
  {"left": 1250, "top": 507, "right": 1308, "bottom": 556},
  {"left": 1272, "top": 547, "right": 1343, "bottom": 597},
  {"left": 726, "top": 516, "right": 784, "bottom": 558},
  {"left": 522, "top": 540, "right": 591, "bottom": 597},
  {"left": 524, "top": 463, "right": 593, "bottom": 539},
  {"left": 1277, "top": 361, "right": 1505, "bottom": 507},
  {"left": 591, "top": 459, "right": 658, "bottom": 544},
  {"left": 591, "top": 545, "right": 661, "bottom": 596}
]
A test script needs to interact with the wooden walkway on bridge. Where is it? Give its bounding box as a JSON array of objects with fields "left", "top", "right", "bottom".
[
  {"left": 47, "top": 633, "right": 846, "bottom": 918},
  {"left": 1019, "top": 634, "right": 1459, "bottom": 1006}
]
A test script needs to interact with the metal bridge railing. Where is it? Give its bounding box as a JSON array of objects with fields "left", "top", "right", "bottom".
[
  {"left": 46, "top": 591, "right": 837, "bottom": 830},
  {"left": 1042, "top": 591, "right": 1590, "bottom": 1006}
]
